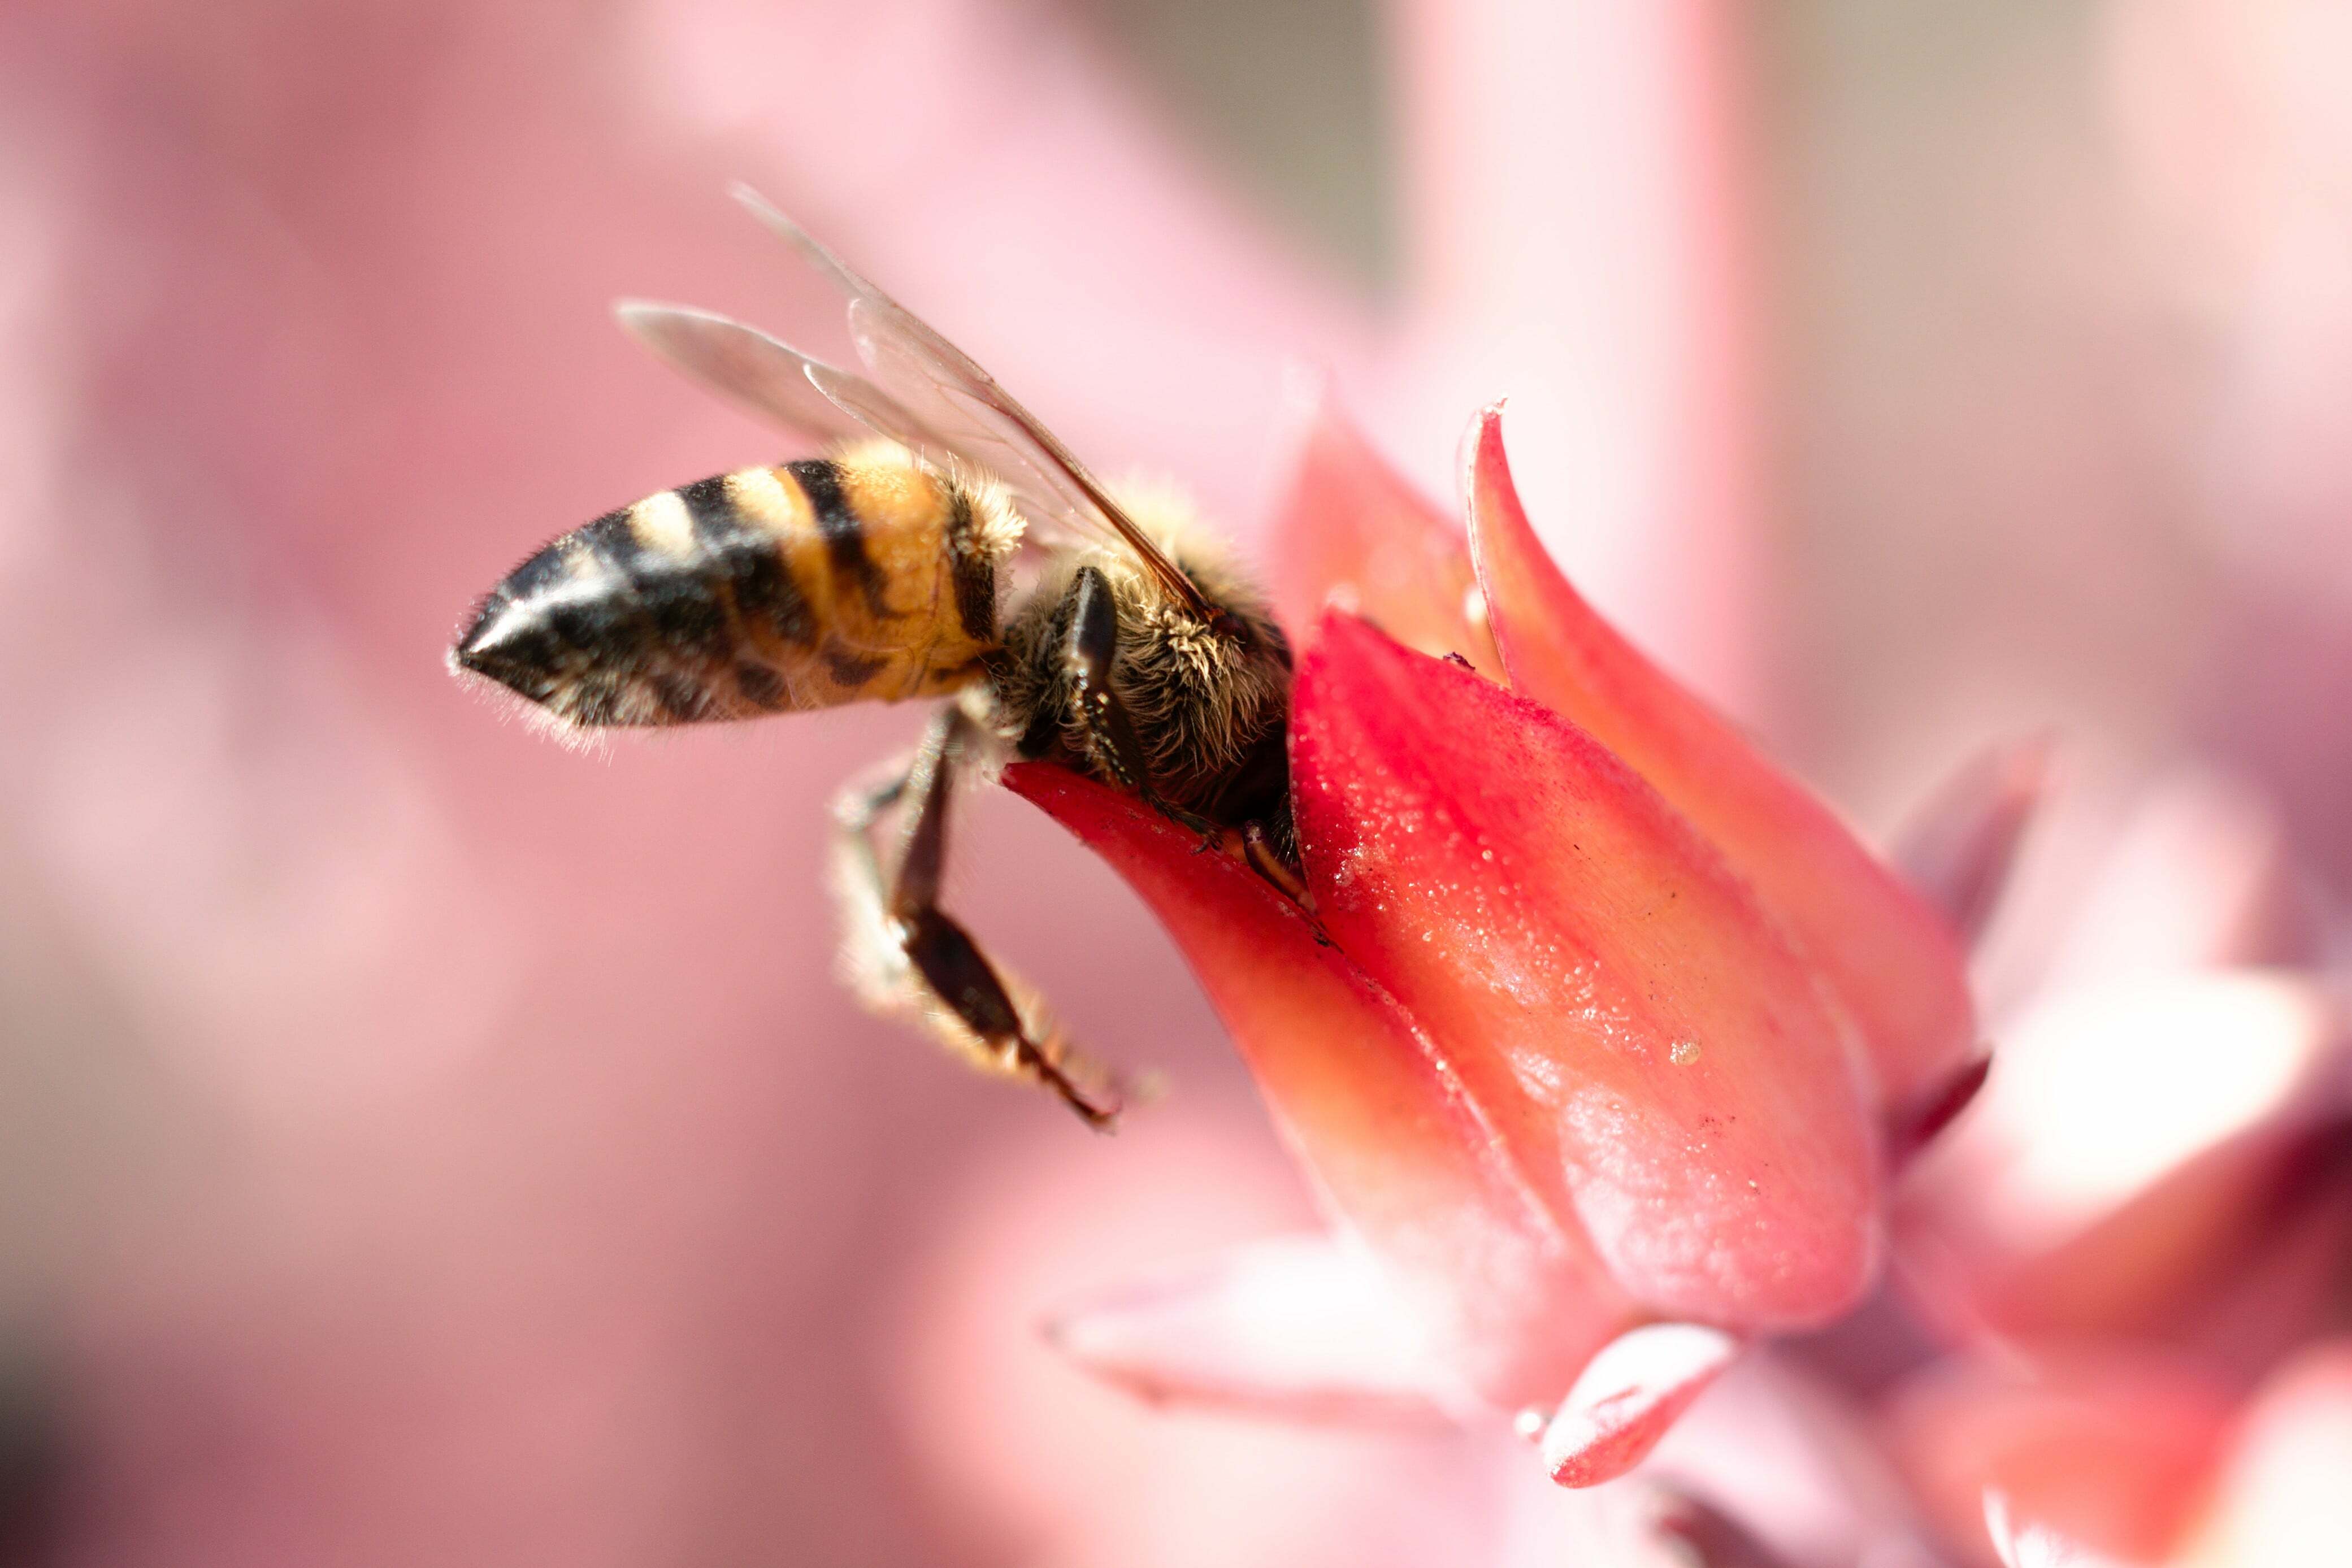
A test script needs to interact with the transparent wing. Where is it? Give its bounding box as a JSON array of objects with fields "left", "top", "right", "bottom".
[
  {"left": 614, "top": 299, "right": 939, "bottom": 453},
  {"left": 729, "top": 184, "right": 1213, "bottom": 619}
]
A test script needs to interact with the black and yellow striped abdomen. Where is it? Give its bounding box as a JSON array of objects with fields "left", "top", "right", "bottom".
[{"left": 453, "top": 445, "right": 1019, "bottom": 728}]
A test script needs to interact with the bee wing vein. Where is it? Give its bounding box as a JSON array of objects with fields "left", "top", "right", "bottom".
[
  {"left": 728, "top": 183, "right": 1214, "bottom": 620},
  {"left": 614, "top": 299, "right": 939, "bottom": 454}
]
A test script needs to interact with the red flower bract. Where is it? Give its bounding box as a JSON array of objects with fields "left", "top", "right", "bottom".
[
  {"left": 1013, "top": 401, "right": 1975, "bottom": 1486},
  {"left": 1291, "top": 614, "right": 1879, "bottom": 1326},
  {"left": 1462, "top": 411, "right": 1981, "bottom": 1120},
  {"left": 1014, "top": 763, "right": 1622, "bottom": 1413}
]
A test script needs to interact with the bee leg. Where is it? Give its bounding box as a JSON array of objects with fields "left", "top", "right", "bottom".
[
  {"left": 1238, "top": 819, "right": 1335, "bottom": 947},
  {"left": 834, "top": 708, "right": 1120, "bottom": 1130},
  {"left": 1058, "top": 566, "right": 1222, "bottom": 849},
  {"left": 1242, "top": 822, "right": 1309, "bottom": 904}
]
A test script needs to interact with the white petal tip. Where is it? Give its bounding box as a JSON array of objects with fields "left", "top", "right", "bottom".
[
  {"left": 1540, "top": 1323, "right": 1743, "bottom": 1488},
  {"left": 1040, "top": 1235, "right": 1453, "bottom": 1425}
]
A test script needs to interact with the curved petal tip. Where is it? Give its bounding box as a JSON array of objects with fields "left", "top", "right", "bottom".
[
  {"left": 1039, "top": 1233, "right": 1454, "bottom": 1424},
  {"left": 1539, "top": 1322, "right": 1743, "bottom": 1488},
  {"left": 1892, "top": 734, "right": 2055, "bottom": 949},
  {"left": 1265, "top": 386, "right": 1500, "bottom": 676},
  {"left": 1462, "top": 407, "right": 1978, "bottom": 1110}
]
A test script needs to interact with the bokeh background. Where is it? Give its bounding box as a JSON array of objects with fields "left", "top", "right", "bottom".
[{"left": 2, "top": 1, "right": 2347, "bottom": 1563}]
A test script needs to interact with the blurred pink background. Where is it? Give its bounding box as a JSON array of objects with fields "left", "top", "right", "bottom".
[{"left": 1, "top": 1, "right": 2346, "bottom": 1563}]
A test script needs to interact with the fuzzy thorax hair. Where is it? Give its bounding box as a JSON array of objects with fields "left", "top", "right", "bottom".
[{"left": 988, "top": 481, "right": 1291, "bottom": 811}]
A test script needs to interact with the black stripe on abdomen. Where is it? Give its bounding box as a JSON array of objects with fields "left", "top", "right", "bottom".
[
  {"left": 819, "top": 639, "right": 889, "bottom": 689},
  {"left": 787, "top": 458, "right": 893, "bottom": 620},
  {"left": 523, "top": 519, "right": 640, "bottom": 666},
  {"left": 680, "top": 474, "right": 814, "bottom": 647},
  {"left": 578, "top": 505, "right": 729, "bottom": 664},
  {"left": 734, "top": 661, "right": 787, "bottom": 710}
]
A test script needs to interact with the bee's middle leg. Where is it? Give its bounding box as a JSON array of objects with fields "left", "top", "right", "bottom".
[{"left": 834, "top": 707, "right": 1118, "bottom": 1128}]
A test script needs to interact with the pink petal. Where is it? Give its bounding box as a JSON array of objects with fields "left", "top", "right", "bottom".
[
  {"left": 1643, "top": 1353, "right": 1925, "bottom": 1566},
  {"left": 1463, "top": 408, "right": 1977, "bottom": 1113},
  {"left": 1637, "top": 1485, "right": 1806, "bottom": 1568},
  {"left": 1891, "top": 735, "right": 2054, "bottom": 949},
  {"left": 2163, "top": 1176, "right": 2352, "bottom": 1382},
  {"left": 1292, "top": 615, "right": 1882, "bottom": 1328},
  {"left": 1897, "top": 970, "right": 2346, "bottom": 1342},
  {"left": 1262, "top": 383, "right": 1503, "bottom": 679},
  {"left": 1984, "top": 1495, "right": 2139, "bottom": 1568},
  {"left": 1009, "top": 764, "right": 1633, "bottom": 1410},
  {"left": 1891, "top": 1350, "right": 2233, "bottom": 1567},
  {"left": 1539, "top": 1322, "right": 1742, "bottom": 1487},
  {"left": 2042, "top": 770, "right": 2316, "bottom": 986},
  {"left": 2178, "top": 1341, "right": 2352, "bottom": 1568},
  {"left": 1039, "top": 1233, "right": 1452, "bottom": 1424}
]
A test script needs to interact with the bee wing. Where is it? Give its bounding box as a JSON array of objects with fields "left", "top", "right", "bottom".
[
  {"left": 730, "top": 184, "right": 1214, "bottom": 620},
  {"left": 613, "top": 299, "right": 941, "bottom": 453}
]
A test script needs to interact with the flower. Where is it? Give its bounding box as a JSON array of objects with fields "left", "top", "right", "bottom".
[
  {"left": 1893, "top": 770, "right": 2351, "bottom": 1371},
  {"left": 1013, "top": 395, "right": 1986, "bottom": 1485},
  {"left": 1802, "top": 767, "right": 2352, "bottom": 1568},
  {"left": 19, "top": 0, "right": 2352, "bottom": 1562},
  {"left": 1891, "top": 1339, "right": 2352, "bottom": 1568}
]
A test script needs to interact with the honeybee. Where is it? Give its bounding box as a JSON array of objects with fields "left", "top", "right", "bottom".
[{"left": 451, "top": 188, "right": 1301, "bottom": 1127}]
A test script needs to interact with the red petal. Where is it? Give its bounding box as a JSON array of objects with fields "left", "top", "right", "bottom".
[
  {"left": 1264, "top": 383, "right": 1503, "bottom": 677},
  {"left": 1009, "top": 763, "right": 1632, "bottom": 1409},
  {"left": 1039, "top": 1233, "right": 1452, "bottom": 1424},
  {"left": 1292, "top": 615, "right": 1881, "bottom": 1327},
  {"left": 1463, "top": 407, "right": 1976, "bottom": 1110},
  {"left": 1539, "top": 1322, "right": 1743, "bottom": 1487}
]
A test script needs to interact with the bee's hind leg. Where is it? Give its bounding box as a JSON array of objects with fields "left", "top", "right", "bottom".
[{"left": 832, "top": 706, "right": 1121, "bottom": 1130}]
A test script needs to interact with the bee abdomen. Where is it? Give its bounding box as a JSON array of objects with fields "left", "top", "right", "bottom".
[
  {"left": 454, "top": 476, "right": 780, "bottom": 725},
  {"left": 452, "top": 454, "right": 1004, "bottom": 728},
  {"left": 600, "top": 477, "right": 816, "bottom": 653}
]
